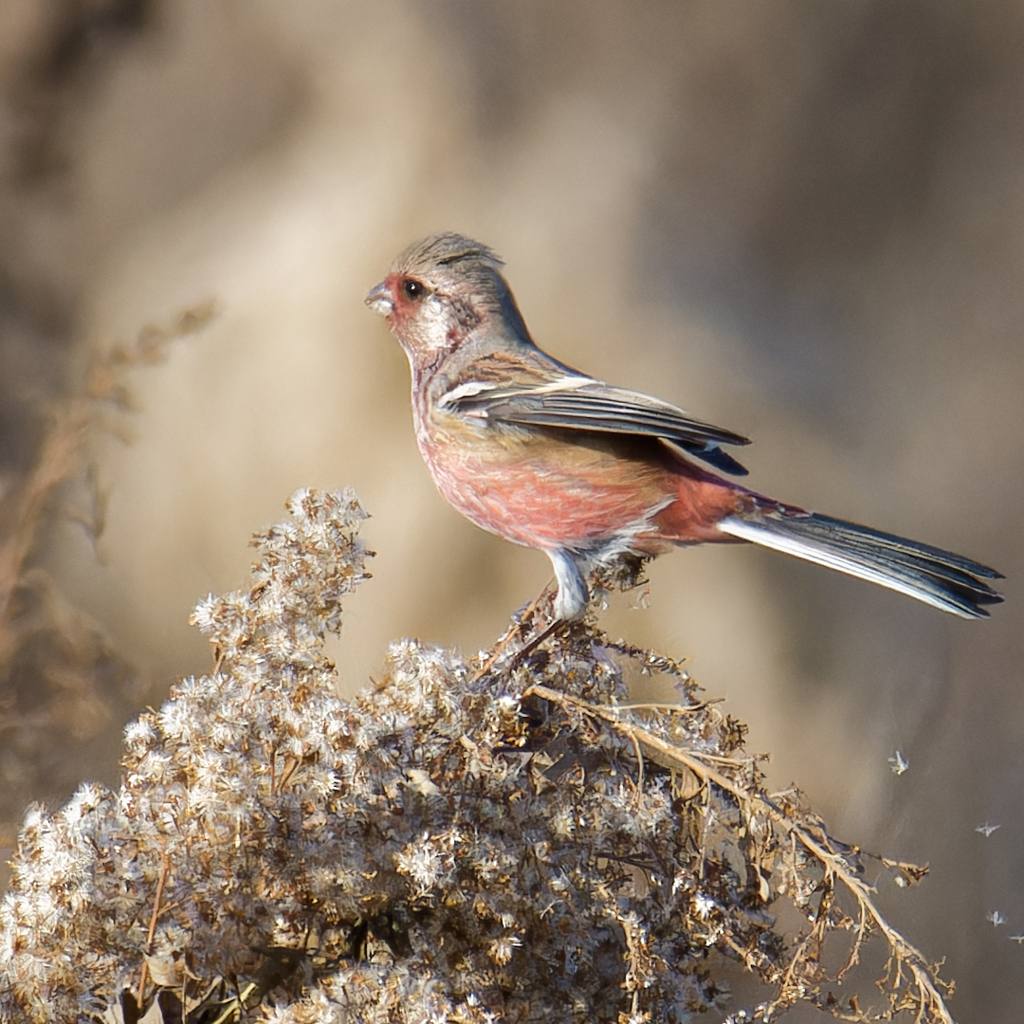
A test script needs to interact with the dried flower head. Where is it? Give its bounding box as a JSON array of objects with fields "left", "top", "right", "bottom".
[{"left": 0, "top": 489, "right": 954, "bottom": 1023}]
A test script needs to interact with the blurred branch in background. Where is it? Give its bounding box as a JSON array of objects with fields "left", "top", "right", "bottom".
[
  {"left": 0, "top": 304, "right": 215, "bottom": 845},
  {"left": 0, "top": 489, "right": 956, "bottom": 1023}
]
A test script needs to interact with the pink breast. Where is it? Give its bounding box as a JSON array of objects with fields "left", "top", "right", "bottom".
[{"left": 418, "top": 420, "right": 671, "bottom": 550}]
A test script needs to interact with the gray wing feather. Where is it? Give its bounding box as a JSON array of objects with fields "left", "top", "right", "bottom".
[{"left": 450, "top": 381, "right": 751, "bottom": 475}]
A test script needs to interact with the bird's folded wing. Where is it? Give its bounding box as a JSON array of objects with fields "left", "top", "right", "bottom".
[{"left": 442, "top": 374, "right": 751, "bottom": 476}]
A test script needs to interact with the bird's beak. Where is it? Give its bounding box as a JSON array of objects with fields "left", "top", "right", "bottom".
[{"left": 365, "top": 281, "right": 394, "bottom": 317}]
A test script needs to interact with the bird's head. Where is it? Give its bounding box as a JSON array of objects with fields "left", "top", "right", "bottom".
[{"left": 366, "top": 233, "right": 531, "bottom": 374}]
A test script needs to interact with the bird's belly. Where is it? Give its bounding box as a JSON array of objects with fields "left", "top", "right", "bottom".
[{"left": 417, "top": 416, "right": 676, "bottom": 553}]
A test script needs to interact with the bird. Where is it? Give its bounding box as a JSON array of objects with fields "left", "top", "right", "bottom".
[{"left": 366, "top": 232, "right": 1002, "bottom": 623}]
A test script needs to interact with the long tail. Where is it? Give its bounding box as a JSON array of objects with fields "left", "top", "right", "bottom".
[{"left": 717, "top": 506, "right": 1003, "bottom": 619}]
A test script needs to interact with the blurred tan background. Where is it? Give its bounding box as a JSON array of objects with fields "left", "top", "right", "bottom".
[{"left": 1, "top": 0, "right": 1021, "bottom": 1018}]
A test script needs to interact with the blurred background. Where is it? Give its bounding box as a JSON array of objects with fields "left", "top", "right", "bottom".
[{"left": 0, "top": 0, "right": 1021, "bottom": 1018}]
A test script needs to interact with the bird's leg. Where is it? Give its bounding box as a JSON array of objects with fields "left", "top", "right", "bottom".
[
  {"left": 472, "top": 550, "right": 590, "bottom": 688},
  {"left": 547, "top": 549, "right": 589, "bottom": 622},
  {"left": 502, "top": 550, "right": 586, "bottom": 663}
]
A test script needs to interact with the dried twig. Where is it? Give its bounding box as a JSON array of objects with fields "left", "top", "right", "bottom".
[{"left": 525, "top": 681, "right": 954, "bottom": 1023}]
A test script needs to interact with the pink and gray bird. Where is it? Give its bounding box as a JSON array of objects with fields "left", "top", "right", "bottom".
[{"left": 367, "top": 233, "right": 1002, "bottom": 622}]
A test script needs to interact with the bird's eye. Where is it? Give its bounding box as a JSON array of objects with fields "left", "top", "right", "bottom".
[{"left": 402, "top": 278, "right": 425, "bottom": 300}]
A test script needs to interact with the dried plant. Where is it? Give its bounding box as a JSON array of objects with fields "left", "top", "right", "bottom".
[
  {"left": 0, "top": 488, "right": 953, "bottom": 1023},
  {"left": 0, "top": 304, "right": 216, "bottom": 842}
]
